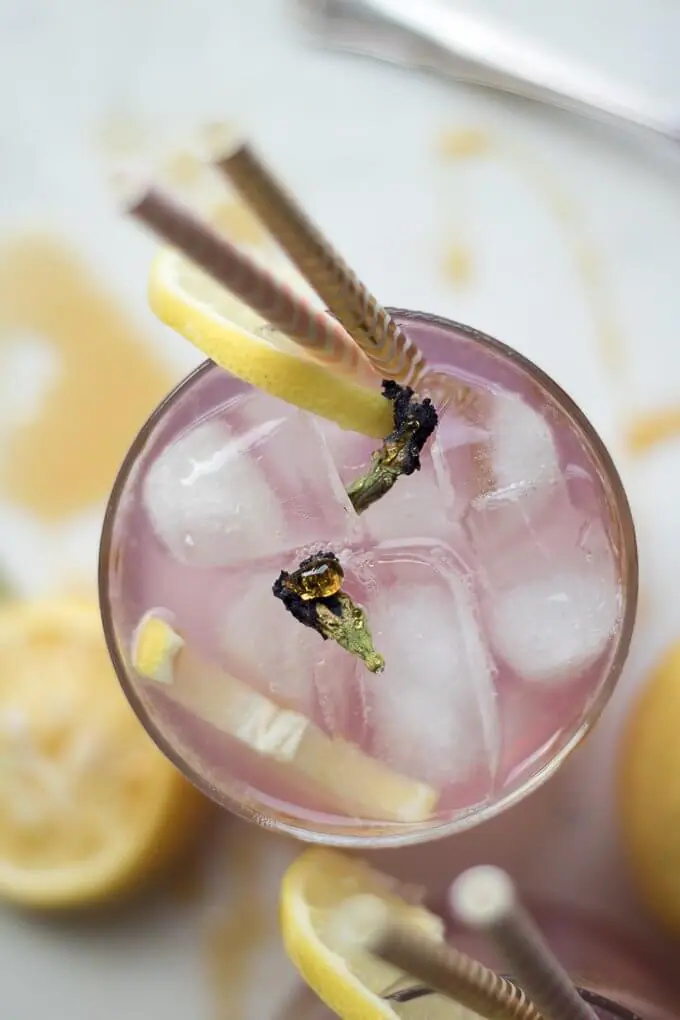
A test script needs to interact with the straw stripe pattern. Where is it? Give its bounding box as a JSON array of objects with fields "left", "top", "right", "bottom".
[
  {"left": 374, "top": 927, "right": 544, "bottom": 1020},
  {"left": 127, "top": 187, "right": 376, "bottom": 386},
  {"left": 217, "top": 145, "right": 428, "bottom": 387}
]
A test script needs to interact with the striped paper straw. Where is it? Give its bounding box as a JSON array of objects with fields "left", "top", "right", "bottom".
[
  {"left": 124, "top": 183, "right": 378, "bottom": 387},
  {"left": 214, "top": 143, "right": 428, "bottom": 388},
  {"left": 451, "top": 867, "right": 598, "bottom": 1020},
  {"left": 373, "top": 923, "right": 543, "bottom": 1020}
]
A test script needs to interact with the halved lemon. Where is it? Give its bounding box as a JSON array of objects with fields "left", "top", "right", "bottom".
[
  {"left": 148, "top": 248, "right": 391, "bottom": 438},
  {"left": 0, "top": 600, "right": 209, "bottom": 909},
  {"left": 619, "top": 641, "right": 680, "bottom": 934},
  {"left": 281, "top": 848, "right": 475, "bottom": 1020}
]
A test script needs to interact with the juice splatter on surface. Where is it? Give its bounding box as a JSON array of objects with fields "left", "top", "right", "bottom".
[
  {"left": 0, "top": 236, "right": 176, "bottom": 519},
  {"left": 94, "top": 111, "right": 150, "bottom": 156},
  {"left": 437, "top": 128, "right": 491, "bottom": 160},
  {"left": 625, "top": 407, "right": 680, "bottom": 456},
  {"left": 442, "top": 243, "right": 474, "bottom": 287},
  {"left": 435, "top": 127, "right": 629, "bottom": 386},
  {"left": 202, "top": 822, "right": 278, "bottom": 1020}
]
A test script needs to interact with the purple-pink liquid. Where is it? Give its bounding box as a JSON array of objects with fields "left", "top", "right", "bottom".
[{"left": 102, "top": 313, "right": 632, "bottom": 841}]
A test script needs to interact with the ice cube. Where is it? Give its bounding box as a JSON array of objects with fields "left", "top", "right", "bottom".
[
  {"left": 464, "top": 483, "right": 563, "bottom": 587},
  {"left": 143, "top": 418, "right": 287, "bottom": 567},
  {"left": 488, "top": 393, "right": 560, "bottom": 495},
  {"left": 367, "top": 568, "right": 499, "bottom": 786},
  {"left": 231, "top": 394, "right": 360, "bottom": 547},
  {"left": 486, "top": 528, "right": 621, "bottom": 686},
  {"left": 220, "top": 566, "right": 364, "bottom": 737},
  {"left": 312, "top": 418, "right": 375, "bottom": 480},
  {"left": 220, "top": 569, "right": 320, "bottom": 714},
  {"left": 362, "top": 444, "right": 459, "bottom": 545}
]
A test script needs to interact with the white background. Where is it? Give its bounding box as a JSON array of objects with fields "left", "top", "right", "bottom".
[{"left": 1, "top": 0, "right": 680, "bottom": 1016}]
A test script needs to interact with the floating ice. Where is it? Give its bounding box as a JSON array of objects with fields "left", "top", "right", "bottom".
[
  {"left": 312, "top": 418, "right": 374, "bottom": 481},
  {"left": 464, "top": 483, "right": 561, "bottom": 587},
  {"left": 232, "top": 394, "right": 360, "bottom": 547},
  {"left": 488, "top": 392, "right": 561, "bottom": 495},
  {"left": 362, "top": 452, "right": 456, "bottom": 544},
  {"left": 367, "top": 568, "right": 498, "bottom": 786},
  {"left": 222, "top": 566, "right": 363, "bottom": 736},
  {"left": 221, "top": 569, "right": 320, "bottom": 714},
  {"left": 486, "top": 524, "right": 620, "bottom": 686},
  {"left": 143, "top": 418, "right": 288, "bottom": 567}
]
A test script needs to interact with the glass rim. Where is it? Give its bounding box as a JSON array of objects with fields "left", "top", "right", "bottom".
[{"left": 98, "top": 308, "right": 639, "bottom": 849}]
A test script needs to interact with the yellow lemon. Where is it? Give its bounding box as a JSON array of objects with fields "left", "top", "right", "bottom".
[
  {"left": 619, "top": 641, "right": 680, "bottom": 933},
  {"left": 0, "top": 600, "right": 209, "bottom": 909},
  {"left": 280, "top": 847, "right": 476, "bottom": 1020},
  {"left": 148, "top": 248, "right": 392, "bottom": 438}
]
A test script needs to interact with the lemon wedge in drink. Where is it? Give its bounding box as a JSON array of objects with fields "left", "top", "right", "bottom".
[
  {"left": 619, "top": 641, "right": 680, "bottom": 934},
  {"left": 0, "top": 600, "right": 208, "bottom": 909},
  {"left": 133, "top": 613, "right": 436, "bottom": 825},
  {"left": 148, "top": 248, "right": 391, "bottom": 438},
  {"left": 281, "top": 848, "right": 476, "bottom": 1020}
]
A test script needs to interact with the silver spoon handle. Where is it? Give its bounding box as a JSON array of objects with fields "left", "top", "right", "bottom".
[{"left": 300, "top": 0, "right": 679, "bottom": 144}]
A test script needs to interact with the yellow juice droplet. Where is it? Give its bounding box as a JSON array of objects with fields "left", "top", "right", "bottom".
[
  {"left": 442, "top": 244, "right": 474, "bottom": 287},
  {"left": 625, "top": 407, "right": 680, "bottom": 456},
  {"left": 202, "top": 824, "right": 275, "bottom": 1020},
  {"left": 436, "top": 127, "right": 491, "bottom": 161},
  {"left": 0, "top": 236, "right": 177, "bottom": 519}
]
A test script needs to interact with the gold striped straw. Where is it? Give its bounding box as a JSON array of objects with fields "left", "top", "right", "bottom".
[
  {"left": 372, "top": 923, "right": 544, "bottom": 1020},
  {"left": 120, "top": 180, "right": 378, "bottom": 388},
  {"left": 451, "top": 867, "right": 599, "bottom": 1020},
  {"left": 213, "top": 143, "right": 428, "bottom": 388}
]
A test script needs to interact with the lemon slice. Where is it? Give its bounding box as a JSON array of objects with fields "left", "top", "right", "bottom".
[
  {"left": 0, "top": 600, "right": 208, "bottom": 909},
  {"left": 133, "top": 613, "right": 437, "bottom": 824},
  {"left": 281, "top": 848, "right": 478, "bottom": 1020},
  {"left": 619, "top": 641, "right": 680, "bottom": 934},
  {"left": 148, "top": 248, "right": 392, "bottom": 438}
]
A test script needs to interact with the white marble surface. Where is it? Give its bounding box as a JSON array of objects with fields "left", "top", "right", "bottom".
[{"left": 1, "top": 0, "right": 680, "bottom": 1016}]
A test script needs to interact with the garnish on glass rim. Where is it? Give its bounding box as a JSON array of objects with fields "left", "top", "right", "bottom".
[
  {"left": 347, "top": 380, "right": 439, "bottom": 514},
  {"left": 118, "top": 174, "right": 377, "bottom": 387}
]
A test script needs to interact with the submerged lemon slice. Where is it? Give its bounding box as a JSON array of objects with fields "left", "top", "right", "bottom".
[
  {"left": 133, "top": 613, "right": 437, "bottom": 825},
  {"left": 281, "top": 848, "right": 476, "bottom": 1020},
  {"left": 148, "top": 248, "right": 391, "bottom": 438},
  {"left": 0, "top": 600, "right": 207, "bottom": 908}
]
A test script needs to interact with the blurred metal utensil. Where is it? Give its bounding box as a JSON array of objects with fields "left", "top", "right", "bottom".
[{"left": 297, "top": 0, "right": 679, "bottom": 144}]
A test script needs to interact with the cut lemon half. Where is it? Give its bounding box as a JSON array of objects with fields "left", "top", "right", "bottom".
[
  {"left": 0, "top": 600, "right": 208, "bottom": 909},
  {"left": 148, "top": 248, "right": 392, "bottom": 438},
  {"left": 619, "top": 641, "right": 680, "bottom": 934},
  {"left": 281, "top": 848, "right": 477, "bottom": 1020}
]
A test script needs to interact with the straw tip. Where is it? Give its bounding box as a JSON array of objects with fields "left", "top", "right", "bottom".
[
  {"left": 198, "top": 122, "right": 246, "bottom": 165},
  {"left": 449, "top": 866, "right": 516, "bottom": 929},
  {"left": 110, "top": 166, "right": 151, "bottom": 212}
]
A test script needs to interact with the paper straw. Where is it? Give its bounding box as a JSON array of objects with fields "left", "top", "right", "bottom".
[
  {"left": 451, "top": 867, "right": 598, "bottom": 1020},
  {"left": 214, "top": 143, "right": 428, "bottom": 387},
  {"left": 123, "top": 181, "right": 377, "bottom": 386},
  {"left": 373, "top": 923, "right": 543, "bottom": 1020}
]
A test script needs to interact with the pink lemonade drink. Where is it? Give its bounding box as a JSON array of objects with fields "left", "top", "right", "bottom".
[{"left": 99, "top": 311, "right": 637, "bottom": 846}]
